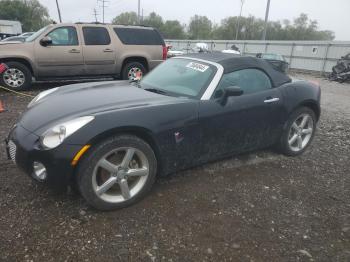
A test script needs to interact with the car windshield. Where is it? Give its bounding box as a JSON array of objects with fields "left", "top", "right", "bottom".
[
  {"left": 141, "top": 58, "right": 216, "bottom": 98},
  {"left": 25, "top": 26, "right": 49, "bottom": 42}
]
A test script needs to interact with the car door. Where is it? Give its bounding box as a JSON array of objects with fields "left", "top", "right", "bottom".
[
  {"left": 34, "top": 26, "right": 84, "bottom": 77},
  {"left": 81, "top": 26, "right": 116, "bottom": 75},
  {"left": 199, "top": 68, "right": 286, "bottom": 161}
]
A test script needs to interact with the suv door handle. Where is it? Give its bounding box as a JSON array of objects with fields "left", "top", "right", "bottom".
[
  {"left": 69, "top": 49, "right": 80, "bottom": 53},
  {"left": 103, "top": 48, "right": 113, "bottom": 53},
  {"left": 264, "top": 97, "right": 280, "bottom": 103}
]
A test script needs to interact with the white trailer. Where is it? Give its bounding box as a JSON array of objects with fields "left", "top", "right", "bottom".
[{"left": 0, "top": 20, "right": 22, "bottom": 39}]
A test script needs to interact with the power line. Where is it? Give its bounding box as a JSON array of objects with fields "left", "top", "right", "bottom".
[
  {"left": 98, "top": 0, "right": 109, "bottom": 23},
  {"left": 138, "top": 0, "right": 141, "bottom": 24},
  {"left": 93, "top": 8, "right": 99, "bottom": 22},
  {"left": 55, "top": 0, "right": 62, "bottom": 23},
  {"left": 262, "top": 0, "right": 271, "bottom": 40},
  {"left": 235, "top": 0, "right": 245, "bottom": 40}
]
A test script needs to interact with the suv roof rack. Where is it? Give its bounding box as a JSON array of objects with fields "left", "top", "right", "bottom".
[
  {"left": 75, "top": 22, "right": 108, "bottom": 25},
  {"left": 74, "top": 22, "right": 153, "bottom": 28}
]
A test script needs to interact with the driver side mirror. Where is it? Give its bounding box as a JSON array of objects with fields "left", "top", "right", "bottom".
[
  {"left": 40, "top": 36, "right": 52, "bottom": 47},
  {"left": 218, "top": 86, "right": 243, "bottom": 105}
]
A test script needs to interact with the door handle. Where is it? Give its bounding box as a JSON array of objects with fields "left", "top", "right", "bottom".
[
  {"left": 103, "top": 48, "right": 113, "bottom": 53},
  {"left": 69, "top": 49, "right": 80, "bottom": 53},
  {"left": 264, "top": 97, "right": 280, "bottom": 103}
]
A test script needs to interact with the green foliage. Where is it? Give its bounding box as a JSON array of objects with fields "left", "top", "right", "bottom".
[
  {"left": 0, "top": 0, "right": 51, "bottom": 32},
  {"left": 112, "top": 11, "right": 138, "bottom": 25},
  {"left": 213, "top": 13, "right": 335, "bottom": 41},
  {"left": 111, "top": 12, "right": 334, "bottom": 41},
  {"left": 188, "top": 15, "right": 212, "bottom": 40},
  {"left": 161, "top": 20, "right": 185, "bottom": 39},
  {"left": 142, "top": 12, "right": 163, "bottom": 30},
  {"left": 112, "top": 11, "right": 186, "bottom": 39}
]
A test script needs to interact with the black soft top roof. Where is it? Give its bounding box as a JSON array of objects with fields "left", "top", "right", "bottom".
[{"left": 183, "top": 52, "right": 291, "bottom": 87}]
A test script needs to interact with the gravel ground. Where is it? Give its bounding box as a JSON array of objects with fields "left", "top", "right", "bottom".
[{"left": 0, "top": 75, "right": 349, "bottom": 262}]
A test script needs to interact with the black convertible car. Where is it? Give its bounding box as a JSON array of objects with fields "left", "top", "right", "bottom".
[{"left": 6, "top": 53, "right": 321, "bottom": 210}]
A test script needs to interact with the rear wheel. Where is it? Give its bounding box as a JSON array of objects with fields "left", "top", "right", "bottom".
[
  {"left": 77, "top": 135, "right": 157, "bottom": 210},
  {"left": 122, "top": 62, "right": 147, "bottom": 81},
  {"left": 0, "top": 61, "right": 32, "bottom": 91},
  {"left": 279, "top": 107, "right": 316, "bottom": 156}
]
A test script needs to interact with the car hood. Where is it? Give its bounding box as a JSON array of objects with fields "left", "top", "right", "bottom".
[
  {"left": 20, "top": 81, "right": 181, "bottom": 133},
  {"left": 0, "top": 41, "right": 23, "bottom": 45}
]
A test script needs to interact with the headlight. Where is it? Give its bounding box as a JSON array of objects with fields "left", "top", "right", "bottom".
[
  {"left": 40, "top": 116, "right": 94, "bottom": 149},
  {"left": 28, "top": 87, "right": 58, "bottom": 108}
]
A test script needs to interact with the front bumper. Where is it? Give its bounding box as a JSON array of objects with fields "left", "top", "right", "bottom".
[{"left": 6, "top": 124, "right": 84, "bottom": 192}]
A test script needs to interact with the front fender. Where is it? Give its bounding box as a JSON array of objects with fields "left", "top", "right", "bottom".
[{"left": 64, "top": 101, "right": 199, "bottom": 175}]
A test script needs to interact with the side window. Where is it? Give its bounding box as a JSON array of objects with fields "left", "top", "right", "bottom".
[
  {"left": 47, "top": 27, "right": 78, "bottom": 46},
  {"left": 214, "top": 68, "right": 272, "bottom": 98},
  {"left": 83, "top": 27, "right": 111, "bottom": 45},
  {"left": 114, "top": 28, "right": 165, "bottom": 45}
]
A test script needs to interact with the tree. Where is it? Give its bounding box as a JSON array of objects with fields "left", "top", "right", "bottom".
[
  {"left": 112, "top": 11, "right": 334, "bottom": 41},
  {"left": 142, "top": 12, "right": 164, "bottom": 31},
  {"left": 188, "top": 15, "right": 212, "bottom": 40},
  {"left": 112, "top": 12, "right": 138, "bottom": 25},
  {"left": 0, "top": 0, "right": 51, "bottom": 32},
  {"left": 212, "top": 13, "right": 334, "bottom": 41},
  {"left": 162, "top": 20, "right": 185, "bottom": 39}
]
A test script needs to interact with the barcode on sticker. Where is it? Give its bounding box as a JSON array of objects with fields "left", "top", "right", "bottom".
[{"left": 186, "top": 62, "right": 209, "bottom": 72}]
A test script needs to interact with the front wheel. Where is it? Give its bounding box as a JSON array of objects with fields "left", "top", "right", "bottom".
[
  {"left": 77, "top": 135, "right": 157, "bottom": 210},
  {"left": 0, "top": 61, "right": 32, "bottom": 91},
  {"left": 279, "top": 107, "right": 317, "bottom": 156}
]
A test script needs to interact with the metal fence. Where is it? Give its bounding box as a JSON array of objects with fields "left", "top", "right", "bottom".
[{"left": 165, "top": 40, "right": 350, "bottom": 73}]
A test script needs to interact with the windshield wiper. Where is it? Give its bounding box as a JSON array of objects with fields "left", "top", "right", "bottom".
[{"left": 144, "top": 88, "right": 169, "bottom": 95}]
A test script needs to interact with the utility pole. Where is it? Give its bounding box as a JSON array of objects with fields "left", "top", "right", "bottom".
[
  {"left": 55, "top": 0, "right": 62, "bottom": 23},
  {"left": 98, "top": 0, "right": 109, "bottom": 23},
  {"left": 141, "top": 8, "right": 144, "bottom": 23},
  {"left": 262, "top": 0, "right": 271, "bottom": 40},
  {"left": 93, "top": 8, "right": 99, "bottom": 23},
  {"left": 138, "top": 0, "right": 141, "bottom": 24},
  {"left": 235, "top": 0, "right": 244, "bottom": 40}
]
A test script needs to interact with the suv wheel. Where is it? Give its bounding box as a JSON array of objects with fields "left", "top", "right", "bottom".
[
  {"left": 122, "top": 62, "right": 147, "bottom": 81},
  {"left": 77, "top": 135, "right": 157, "bottom": 210},
  {"left": 0, "top": 62, "right": 32, "bottom": 91}
]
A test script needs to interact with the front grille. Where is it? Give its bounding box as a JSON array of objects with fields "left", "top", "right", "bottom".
[{"left": 8, "top": 140, "right": 16, "bottom": 163}]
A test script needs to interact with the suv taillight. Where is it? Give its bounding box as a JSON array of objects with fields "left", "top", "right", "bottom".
[{"left": 162, "top": 45, "right": 167, "bottom": 60}]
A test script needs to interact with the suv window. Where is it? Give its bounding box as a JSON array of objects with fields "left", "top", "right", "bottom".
[
  {"left": 47, "top": 26, "right": 78, "bottom": 46},
  {"left": 114, "top": 28, "right": 164, "bottom": 45},
  {"left": 83, "top": 27, "right": 111, "bottom": 45},
  {"left": 214, "top": 68, "right": 272, "bottom": 97}
]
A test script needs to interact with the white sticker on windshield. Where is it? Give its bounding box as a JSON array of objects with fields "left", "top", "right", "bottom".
[{"left": 186, "top": 62, "right": 209, "bottom": 72}]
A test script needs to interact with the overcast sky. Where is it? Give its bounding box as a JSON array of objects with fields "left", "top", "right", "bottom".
[{"left": 39, "top": 0, "right": 350, "bottom": 40}]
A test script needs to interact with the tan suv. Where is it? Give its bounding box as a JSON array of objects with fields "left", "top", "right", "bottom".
[{"left": 0, "top": 23, "right": 167, "bottom": 90}]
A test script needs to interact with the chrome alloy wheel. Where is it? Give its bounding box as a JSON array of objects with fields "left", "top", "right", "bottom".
[
  {"left": 3, "top": 68, "right": 25, "bottom": 88},
  {"left": 288, "top": 113, "right": 314, "bottom": 152},
  {"left": 92, "top": 147, "right": 149, "bottom": 203},
  {"left": 127, "top": 67, "right": 143, "bottom": 81}
]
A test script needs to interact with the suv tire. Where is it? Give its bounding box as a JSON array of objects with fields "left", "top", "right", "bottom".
[
  {"left": 0, "top": 61, "right": 32, "bottom": 91},
  {"left": 122, "top": 61, "right": 147, "bottom": 81}
]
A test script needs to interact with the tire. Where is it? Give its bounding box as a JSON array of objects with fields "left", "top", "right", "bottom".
[
  {"left": 121, "top": 61, "right": 147, "bottom": 81},
  {"left": 279, "top": 107, "right": 317, "bottom": 156},
  {"left": 0, "top": 61, "right": 32, "bottom": 91},
  {"left": 77, "top": 135, "right": 157, "bottom": 211}
]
